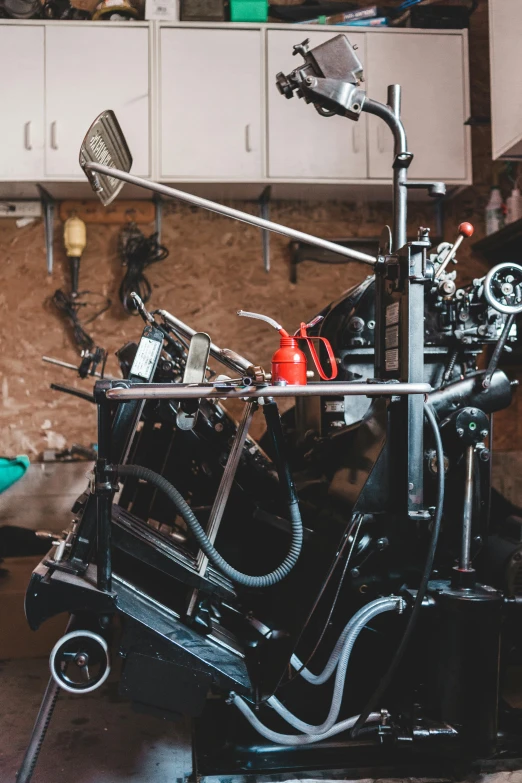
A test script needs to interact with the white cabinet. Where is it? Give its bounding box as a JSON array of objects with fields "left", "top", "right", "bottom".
[
  {"left": 159, "top": 28, "right": 262, "bottom": 179},
  {"left": 0, "top": 26, "right": 45, "bottom": 180},
  {"left": 45, "top": 26, "right": 150, "bottom": 179},
  {"left": 365, "top": 32, "right": 469, "bottom": 182},
  {"left": 267, "top": 30, "right": 367, "bottom": 180},
  {"left": 489, "top": 0, "right": 522, "bottom": 160}
]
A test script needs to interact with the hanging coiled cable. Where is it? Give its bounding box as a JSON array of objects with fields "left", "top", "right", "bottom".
[
  {"left": 350, "top": 401, "right": 445, "bottom": 737},
  {"left": 118, "top": 224, "right": 169, "bottom": 314}
]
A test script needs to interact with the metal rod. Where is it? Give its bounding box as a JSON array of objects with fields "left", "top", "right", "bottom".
[
  {"left": 460, "top": 444, "right": 474, "bottom": 571},
  {"left": 42, "top": 355, "right": 117, "bottom": 380},
  {"left": 435, "top": 234, "right": 465, "bottom": 280},
  {"left": 106, "top": 381, "right": 432, "bottom": 402},
  {"left": 364, "top": 91, "right": 408, "bottom": 251},
  {"left": 16, "top": 676, "right": 61, "bottom": 783},
  {"left": 157, "top": 309, "right": 253, "bottom": 375},
  {"left": 483, "top": 313, "right": 515, "bottom": 389},
  {"left": 84, "top": 162, "right": 377, "bottom": 266},
  {"left": 196, "top": 401, "right": 256, "bottom": 576}
]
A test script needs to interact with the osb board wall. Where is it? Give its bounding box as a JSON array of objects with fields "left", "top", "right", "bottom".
[
  {"left": 1, "top": 0, "right": 521, "bottom": 459},
  {"left": 0, "top": 199, "right": 439, "bottom": 456}
]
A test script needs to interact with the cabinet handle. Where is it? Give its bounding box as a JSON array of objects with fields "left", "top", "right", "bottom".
[
  {"left": 377, "top": 125, "right": 386, "bottom": 154},
  {"left": 352, "top": 125, "right": 361, "bottom": 154},
  {"left": 245, "top": 124, "right": 252, "bottom": 153},
  {"left": 24, "top": 121, "right": 32, "bottom": 151},
  {"left": 50, "top": 121, "right": 58, "bottom": 150}
]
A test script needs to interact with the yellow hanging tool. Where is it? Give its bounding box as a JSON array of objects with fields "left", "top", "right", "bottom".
[{"left": 63, "top": 214, "right": 87, "bottom": 299}]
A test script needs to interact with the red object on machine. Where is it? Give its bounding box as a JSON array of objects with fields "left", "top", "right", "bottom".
[
  {"left": 459, "top": 222, "right": 474, "bottom": 238},
  {"left": 271, "top": 323, "right": 338, "bottom": 385}
]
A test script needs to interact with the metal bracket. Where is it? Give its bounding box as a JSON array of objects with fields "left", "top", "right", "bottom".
[
  {"left": 258, "top": 186, "right": 271, "bottom": 273},
  {"left": 153, "top": 192, "right": 163, "bottom": 243},
  {"left": 176, "top": 332, "right": 211, "bottom": 431},
  {"left": 37, "top": 184, "right": 56, "bottom": 275}
]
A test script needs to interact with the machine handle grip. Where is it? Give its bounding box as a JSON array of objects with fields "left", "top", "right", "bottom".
[{"left": 298, "top": 323, "right": 338, "bottom": 381}]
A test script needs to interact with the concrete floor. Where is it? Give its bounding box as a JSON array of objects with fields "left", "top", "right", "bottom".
[{"left": 1, "top": 657, "right": 522, "bottom": 783}]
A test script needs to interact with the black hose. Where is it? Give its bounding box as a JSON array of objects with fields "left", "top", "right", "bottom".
[
  {"left": 115, "top": 458, "right": 303, "bottom": 588},
  {"left": 350, "top": 401, "right": 445, "bottom": 736}
]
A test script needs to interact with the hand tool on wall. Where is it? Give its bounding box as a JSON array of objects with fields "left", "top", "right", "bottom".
[{"left": 63, "top": 214, "right": 87, "bottom": 298}]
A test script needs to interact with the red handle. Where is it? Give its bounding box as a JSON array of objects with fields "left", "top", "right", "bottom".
[{"left": 298, "top": 322, "right": 338, "bottom": 381}]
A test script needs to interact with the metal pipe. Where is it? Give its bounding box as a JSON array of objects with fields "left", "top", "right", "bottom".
[
  {"left": 196, "top": 401, "right": 256, "bottom": 576},
  {"left": 105, "top": 381, "right": 432, "bottom": 402},
  {"left": 84, "top": 162, "right": 377, "bottom": 266},
  {"left": 364, "top": 91, "right": 408, "bottom": 251},
  {"left": 460, "top": 445, "right": 474, "bottom": 571},
  {"left": 157, "top": 309, "right": 253, "bottom": 375}
]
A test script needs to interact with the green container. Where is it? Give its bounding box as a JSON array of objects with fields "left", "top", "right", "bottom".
[
  {"left": 0, "top": 455, "right": 30, "bottom": 494},
  {"left": 230, "top": 0, "right": 267, "bottom": 22}
]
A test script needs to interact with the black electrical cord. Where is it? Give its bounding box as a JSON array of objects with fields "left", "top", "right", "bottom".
[
  {"left": 350, "top": 401, "right": 445, "bottom": 737},
  {"left": 119, "top": 226, "right": 169, "bottom": 314}
]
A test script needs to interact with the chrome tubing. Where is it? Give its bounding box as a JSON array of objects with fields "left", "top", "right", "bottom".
[
  {"left": 105, "top": 381, "right": 432, "bottom": 402},
  {"left": 157, "top": 309, "right": 253, "bottom": 375},
  {"left": 83, "top": 162, "right": 377, "bottom": 266}
]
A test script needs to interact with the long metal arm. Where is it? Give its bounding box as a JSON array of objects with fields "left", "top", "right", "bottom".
[
  {"left": 106, "top": 381, "right": 431, "bottom": 401},
  {"left": 157, "top": 309, "right": 254, "bottom": 375},
  {"left": 84, "top": 162, "right": 377, "bottom": 266}
]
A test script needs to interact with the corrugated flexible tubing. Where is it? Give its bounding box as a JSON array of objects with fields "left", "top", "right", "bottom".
[
  {"left": 228, "top": 595, "right": 403, "bottom": 742},
  {"left": 229, "top": 693, "right": 382, "bottom": 746},
  {"left": 267, "top": 596, "right": 404, "bottom": 735},
  {"left": 115, "top": 463, "right": 303, "bottom": 588}
]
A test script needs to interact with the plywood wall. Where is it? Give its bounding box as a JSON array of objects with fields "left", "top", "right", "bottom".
[{"left": 1, "top": 0, "right": 520, "bottom": 458}]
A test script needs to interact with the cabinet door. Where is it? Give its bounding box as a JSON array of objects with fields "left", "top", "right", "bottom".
[
  {"left": 0, "top": 26, "right": 44, "bottom": 180},
  {"left": 366, "top": 32, "right": 468, "bottom": 181},
  {"left": 267, "top": 30, "right": 367, "bottom": 180},
  {"left": 45, "top": 26, "right": 150, "bottom": 179},
  {"left": 159, "top": 28, "right": 262, "bottom": 179},
  {"left": 489, "top": 0, "right": 522, "bottom": 159}
]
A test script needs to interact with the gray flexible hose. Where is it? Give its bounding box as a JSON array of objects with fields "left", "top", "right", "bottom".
[
  {"left": 290, "top": 595, "right": 399, "bottom": 686},
  {"left": 115, "top": 464, "right": 303, "bottom": 588},
  {"left": 267, "top": 596, "right": 404, "bottom": 734},
  {"left": 230, "top": 692, "right": 381, "bottom": 745}
]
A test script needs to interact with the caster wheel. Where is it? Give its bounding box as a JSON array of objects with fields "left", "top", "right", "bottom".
[{"left": 49, "top": 630, "right": 110, "bottom": 694}]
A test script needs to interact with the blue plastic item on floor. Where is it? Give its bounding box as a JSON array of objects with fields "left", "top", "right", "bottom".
[{"left": 0, "top": 455, "right": 30, "bottom": 494}]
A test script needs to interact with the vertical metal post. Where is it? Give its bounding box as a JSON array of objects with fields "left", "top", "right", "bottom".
[
  {"left": 95, "top": 385, "right": 114, "bottom": 593},
  {"left": 460, "top": 445, "right": 475, "bottom": 571},
  {"left": 387, "top": 85, "right": 408, "bottom": 252}
]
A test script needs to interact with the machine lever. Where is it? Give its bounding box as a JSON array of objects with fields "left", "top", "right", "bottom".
[{"left": 435, "top": 222, "right": 474, "bottom": 279}]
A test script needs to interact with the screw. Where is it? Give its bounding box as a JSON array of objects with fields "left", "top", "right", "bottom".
[
  {"left": 457, "top": 427, "right": 464, "bottom": 437},
  {"left": 408, "top": 482, "right": 414, "bottom": 490},
  {"left": 305, "top": 76, "right": 314, "bottom": 86},
  {"left": 214, "top": 422, "right": 224, "bottom": 432},
  {"left": 350, "top": 568, "right": 360, "bottom": 579},
  {"left": 367, "top": 320, "right": 376, "bottom": 329},
  {"left": 470, "top": 408, "right": 477, "bottom": 415},
  {"left": 376, "top": 537, "right": 389, "bottom": 551},
  {"left": 481, "top": 429, "right": 488, "bottom": 438},
  {"left": 353, "top": 44, "right": 358, "bottom": 50},
  {"left": 479, "top": 448, "right": 490, "bottom": 462}
]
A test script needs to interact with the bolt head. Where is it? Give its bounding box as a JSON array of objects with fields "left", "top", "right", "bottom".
[
  {"left": 481, "top": 429, "right": 489, "bottom": 438},
  {"left": 457, "top": 427, "right": 464, "bottom": 437},
  {"left": 350, "top": 568, "right": 360, "bottom": 579}
]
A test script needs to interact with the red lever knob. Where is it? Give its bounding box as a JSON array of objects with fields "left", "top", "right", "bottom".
[{"left": 459, "top": 222, "right": 474, "bottom": 238}]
